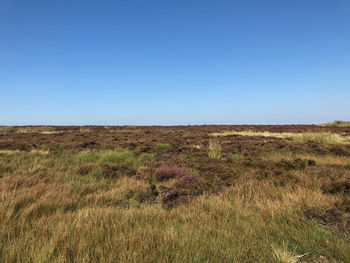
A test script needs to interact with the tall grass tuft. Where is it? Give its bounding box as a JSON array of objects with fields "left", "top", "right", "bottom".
[{"left": 208, "top": 139, "right": 221, "bottom": 159}]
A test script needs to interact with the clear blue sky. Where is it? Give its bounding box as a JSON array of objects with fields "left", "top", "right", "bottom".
[{"left": 1, "top": 0, "right": 349, "bottom": 125}]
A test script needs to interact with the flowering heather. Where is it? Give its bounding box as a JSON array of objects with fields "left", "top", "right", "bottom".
[
  {"left": 173, "top": 174, "right": 206, "bottom": 192},
  {"left": 155, "top": 166, "right": 188, "bottom": 181}
]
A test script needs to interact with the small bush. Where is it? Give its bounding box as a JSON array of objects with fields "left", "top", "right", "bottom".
[
  {"left": 160, "top": 175, "right": 206, "bottom": 208},
  {"left": 102, "top": 163, "right": 136, "bottom": 178},
  {"left": 173, "top": 174, "right": 206, "bottom": 193},
  {"left": 160, "top": 188, "right": 189, "bottom": 208},
  {"left": 277, "top": 158, "right": 316, "bottom": 170},
  {"left": 155, "top": 166, "right": 188, "bottom": 181}
]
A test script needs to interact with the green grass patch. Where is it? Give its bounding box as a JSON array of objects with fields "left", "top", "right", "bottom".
[
  {"left": 155, "top": 143, "right": 170, "bottom": 152},
  {"left": 77, "top": 149, "right": 140, "bottom": 167}
]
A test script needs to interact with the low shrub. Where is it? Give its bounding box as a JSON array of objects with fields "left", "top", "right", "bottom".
[
  {"left": 102, "top": 163, "right": 136, "bottom": 178},
  {"left": 304, "top": 199, "right": 350, "bottom": 235},
  {"left": 155, "top": 166, "right": 188, "bottom": 181},
  {"left": 160, "top": 175, "right": 206, "bottom": 208},
  {"left": 322, "top": 178, "right": 350, "bottom": 194},
  {"left": 277, "top": 158, "right": 316, "bottom": 170},
  {"left": 160, "top": 188, "right": 189, "bottom": 208},
  {"left": 173, "top": 174, "right": 206, "bottom": 193}
]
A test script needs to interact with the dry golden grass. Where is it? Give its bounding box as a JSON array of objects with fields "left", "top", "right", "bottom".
[
  {"left": 272, "top": 245, "right": 301, "bottom": 263},
  {"left": 0, "top": 126, "right": 61, "bottom": 134},
  {"left": 208, "top": 139, "right": 221, "bottom": 159},
  {"left": 264, "top": 151, "right": 350, "bottom": 167},
  {"left": 211, "top": 130, "right": 350, "bottom": 144}
]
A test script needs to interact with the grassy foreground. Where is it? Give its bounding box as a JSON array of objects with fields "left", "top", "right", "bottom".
[{"left": 1, "top": 126, "right": 350, "bottom": 262}]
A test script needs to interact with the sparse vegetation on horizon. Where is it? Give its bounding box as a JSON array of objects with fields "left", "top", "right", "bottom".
[
  {"left": 319, "top": 120, "right": 350, "bottom": 127},
  {"left": 0, "top": 126, "right": 57, "bottom": 134}
]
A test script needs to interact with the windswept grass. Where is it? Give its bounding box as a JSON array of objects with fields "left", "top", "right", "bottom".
[
  {"left": 1, "top": 157, "right": 349, "bottom": 262},
  {"left": 211, "top": 130, "right": 350, "bottom": 144}
]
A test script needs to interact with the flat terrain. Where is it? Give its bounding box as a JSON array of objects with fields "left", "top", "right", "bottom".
[{"left": 1, "top": 125, "right": 350, "bottom": 262}]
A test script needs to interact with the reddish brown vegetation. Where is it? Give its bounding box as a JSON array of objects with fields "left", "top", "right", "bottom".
[
  {"left": 322, "top": 178, "right": 350, "bottom": 194},
  {"left": 305, "top": 198, "right": 350, "bottom": 236},
  {"left": 154, "top": 166, "right": 188, "bottom": 181},
  {"left": 102, "top": 163, "right": 136, "bottom": 178},
  {"left": 161, "top": 174, "right": 206, "bottom": 207}
]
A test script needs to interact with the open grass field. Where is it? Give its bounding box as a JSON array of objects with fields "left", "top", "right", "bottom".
[{"left": 1, "top": 125, "right": 350, "bottom": 262}]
